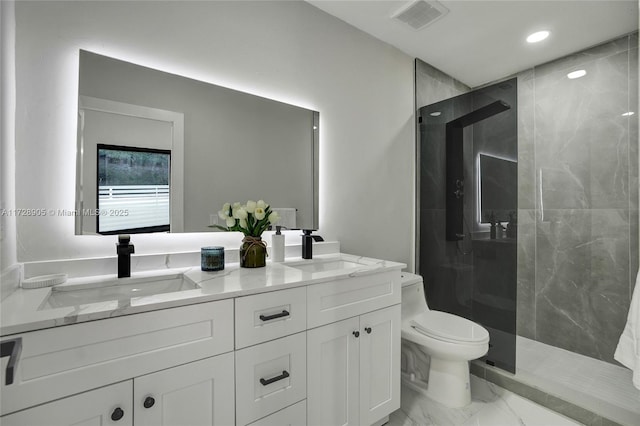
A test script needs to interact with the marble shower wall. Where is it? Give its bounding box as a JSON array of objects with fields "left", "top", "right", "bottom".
[{"left": 517, "top": 33, "right": 639, "bottom": 363}]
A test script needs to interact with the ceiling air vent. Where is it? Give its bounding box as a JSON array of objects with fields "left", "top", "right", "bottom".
[{"left": 391, "top": 0, "right": 449, "bottom": 30}]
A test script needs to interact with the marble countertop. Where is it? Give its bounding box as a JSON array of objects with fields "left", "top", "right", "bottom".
[{"left": 1, "top": 253, "right": 405, "bottom": 336}]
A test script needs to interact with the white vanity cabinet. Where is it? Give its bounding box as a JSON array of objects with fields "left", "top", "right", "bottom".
[
  {"left": 232, "top": 268, "right": 401, "bottom": 426},
  {"left": 0, "top": 298, "right": 234, "bottom": 421},
  {"left": 2, "top": 353, "right": 235, "bottom": 426},
  {"left": 234, "top": 287, "right": 308, "bottom": 425},
  {"left": 305, "top": 270, "right": 401, "bottom": 426},
  {"left": 307, "top": 305, "right": 401, "bottom": 426},
  {"left": 1, "top": 255, "right": 404, "bottom": 426}
]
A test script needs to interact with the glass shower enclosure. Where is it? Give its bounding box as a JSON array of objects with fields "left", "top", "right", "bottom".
[{"left": 417, "top": 78, "right": 518, "bottom": 372}]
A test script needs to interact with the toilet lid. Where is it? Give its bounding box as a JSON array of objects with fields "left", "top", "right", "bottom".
[{"left": 410, "top": 311, "right": 489, "bottom": 344}]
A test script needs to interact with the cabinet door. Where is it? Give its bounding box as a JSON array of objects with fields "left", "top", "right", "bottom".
[
  {"left": 360, "top": 305, "right": 400, "bottom": 425},
  {"left": 359, "top": 305, "right": 401, "bottom": 426},
  {"left": 134, "top": 352, "right": 234, "bottom": 426},
  {"left": 1, "top": 381, "right": 132, "bottom": 426},
  {"left": 307, "top": 317, "right": 360, "bottom": 426}
]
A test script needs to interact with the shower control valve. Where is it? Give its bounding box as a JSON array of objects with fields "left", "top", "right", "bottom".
[{"left": 454, "top": 189, "right": 464, "bottom": 198}]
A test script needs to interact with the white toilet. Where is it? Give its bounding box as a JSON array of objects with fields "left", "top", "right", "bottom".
[{"left": 401, "top": 272, "right": 489, "bottom": 408}]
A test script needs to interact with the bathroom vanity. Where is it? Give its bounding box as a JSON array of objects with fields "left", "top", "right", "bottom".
[{"left": 0, "top": 253, "right": 404, "bottom": 426}]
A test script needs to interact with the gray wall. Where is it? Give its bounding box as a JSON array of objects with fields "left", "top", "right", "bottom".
[
  {"left": 415, "top": 60, "right": 469, "bottom": 109},
  {"left": 417, "top": 33, "right": 639, "bottom": 364},
  {"left": 414, "top": 59, "right": 470, "bottom": 263}
]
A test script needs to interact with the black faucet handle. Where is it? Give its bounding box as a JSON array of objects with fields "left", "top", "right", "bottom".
[{"left": 118, "top": 234, "right": 131, "bottom": 245}]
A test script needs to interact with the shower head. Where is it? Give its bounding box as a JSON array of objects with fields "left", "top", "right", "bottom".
[{"left": 448, "top": 100, "right": 511, "bottom": 128}]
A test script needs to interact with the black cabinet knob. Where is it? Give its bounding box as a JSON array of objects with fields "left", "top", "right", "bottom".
[
  {"left": 111, "top": 407, "right": 124, "bottom": 421},
  {"left": 352, "top": 331, "right": 360, "bottom": 338},
  {"left": 143, "top": 396, "right": 155, "bottom": 409},
  {"left": 365, "top": 327, "right": 372, "bottom": 334}
]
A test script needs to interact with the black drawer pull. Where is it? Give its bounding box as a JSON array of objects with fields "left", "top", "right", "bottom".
[
  {"left": 0, "top": 338, "right": 22, "bottom": 386},
  {"left": 260, "top": 370, "right": 290, "bottom": 386},
  {"left": 365, "top": 327, "right": 372, "bottom": 334},
  {"left": 259, "top": 310, "right": 290, "bottom": 321}
]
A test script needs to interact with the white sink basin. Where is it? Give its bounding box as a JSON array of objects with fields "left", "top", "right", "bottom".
[
  {"left": 41, "top": 273, "right": 199, "bottom": 310},
  {"left": 286, "top": 259, "right": 366, "bottom": 273}
]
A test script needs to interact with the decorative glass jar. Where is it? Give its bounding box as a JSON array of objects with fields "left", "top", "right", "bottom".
[{"left": 240, "top": 237, "right": 266, "bottom": 268}]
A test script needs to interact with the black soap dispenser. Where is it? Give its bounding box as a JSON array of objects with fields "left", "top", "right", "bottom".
[{"left": 302, "top": 229, "right": 313, "bottom": 259}]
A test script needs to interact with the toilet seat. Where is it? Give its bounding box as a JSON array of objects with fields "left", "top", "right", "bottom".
[{"left": 409, "top": 311, "right": 489, "bottom": 345}]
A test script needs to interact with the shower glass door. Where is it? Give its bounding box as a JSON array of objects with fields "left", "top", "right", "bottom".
[{"left": 417, "top": 78, "right": 518, "bottom": 373}]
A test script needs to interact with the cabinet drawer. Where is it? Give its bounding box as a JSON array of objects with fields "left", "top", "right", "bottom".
[
  {"left": 0, "top": 299, "right": 233, "bottom": 416},
  {"left": 235, "top": 287, "right": 306, "bottom": 349},
  {"left": 307, "top": 271, "right": 401, "bottom": 328},
  {"left": 247, "top": 400, "right": 307, "bottom": 426},
  {"left": 235, "top": 332, "right": 306, "bottom": 425},
  {"left": 1, "top": 380, "right": 133, "bottom": 426}
]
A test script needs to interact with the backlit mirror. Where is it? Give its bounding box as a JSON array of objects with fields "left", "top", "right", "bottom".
[
  {"left": 75, "top": 50, "right": 319, "bottom": 235},
  {"left": 478, "top": 153, "right": 517, "bottom": 224}
]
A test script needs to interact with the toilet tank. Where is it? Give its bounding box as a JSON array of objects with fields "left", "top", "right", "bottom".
[{"left": 401, "top": 273, "right": 429, "bottom": 321}]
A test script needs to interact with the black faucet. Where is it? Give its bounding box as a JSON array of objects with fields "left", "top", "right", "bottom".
[
  {"left": 116, "top": 234, "right": 135, "bottom": 278},
  {"left": 302, "top": 229, "right": 313, "bottom": 259}
]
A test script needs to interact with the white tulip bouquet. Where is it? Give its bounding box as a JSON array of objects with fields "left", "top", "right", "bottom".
[{"left": 212, "top": 200, "right": 280, "bottom": 238}]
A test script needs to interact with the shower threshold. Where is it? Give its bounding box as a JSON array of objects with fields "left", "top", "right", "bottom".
[{"left": 471, "top": 336, "right": 640, "bottom": 426}]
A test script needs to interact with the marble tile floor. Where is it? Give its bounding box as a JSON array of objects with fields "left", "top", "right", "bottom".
[{"left": 388, "top": 375, "right": 582, "bottom": 426}]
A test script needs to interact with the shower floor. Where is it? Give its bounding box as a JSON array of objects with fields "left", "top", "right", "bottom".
[{"left": 472, "top": 336, "right": 640, "bottom": 425}]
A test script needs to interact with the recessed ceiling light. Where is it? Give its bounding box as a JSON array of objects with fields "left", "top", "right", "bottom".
[
  {"left": 430, "top": 111, "right": 441, "bottom": 117},
  {"left": 622, "top": 111, "right": 635, "bottom": 116},
  {"left": 567, "top": 70, "right": 587, "bottom": 79},
  {"left": 526, "top": 30, "right": 550, "bottom": 43}
]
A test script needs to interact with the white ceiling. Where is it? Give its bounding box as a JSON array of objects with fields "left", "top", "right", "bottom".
[{"left": 306, "top": 0, "right": 639, "bottom": 87}]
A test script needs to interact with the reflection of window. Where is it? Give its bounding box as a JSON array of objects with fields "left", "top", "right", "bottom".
[{"left": 97, "top": 144, "right": 171, "bottom": 234}]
